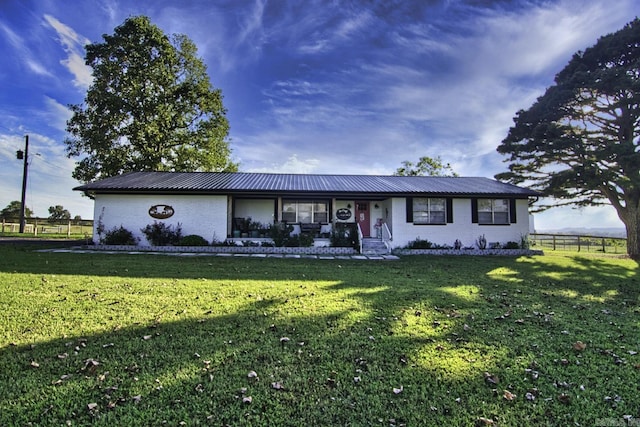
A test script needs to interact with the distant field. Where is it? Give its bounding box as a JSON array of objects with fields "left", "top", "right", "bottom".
[{"left": 0, "top": 245, "right": 638, "bottom": 426}]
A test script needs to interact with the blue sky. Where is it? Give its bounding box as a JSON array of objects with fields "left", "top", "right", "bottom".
[{"left": 0, "top": 0, "right": 636, "bottom": 230}]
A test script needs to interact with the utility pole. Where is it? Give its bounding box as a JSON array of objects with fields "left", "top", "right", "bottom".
[{"left": 18, "top": 135, "right": 29, "bottom": 233}]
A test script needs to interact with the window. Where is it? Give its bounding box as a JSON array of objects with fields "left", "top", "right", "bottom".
[
  {"left": 413, "top": 198, "right": 446, "bottom": 224},
  {"left": 406, "top": 197, "right": 453, "bottom": 224},
  {"left": 282, "top": 200, "right": 329, "bottom": 223},
  {"left": 476, "top": 199, "right": 510, "bottom": 224}
]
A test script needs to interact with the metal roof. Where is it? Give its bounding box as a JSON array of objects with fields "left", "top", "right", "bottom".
[{"left": 73, "top": 171, "right": 539, "bottom": 197}]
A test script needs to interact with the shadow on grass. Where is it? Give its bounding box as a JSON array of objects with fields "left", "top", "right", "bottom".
[{"left": 1, "top": 248, "right": 639, "bottom": 425}]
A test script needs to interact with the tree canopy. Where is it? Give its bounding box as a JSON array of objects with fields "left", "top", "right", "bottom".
[
  {"left": 1, "top": 201, "right": 33, "bottom": 220},
  {"left": 48, "top": 205, "right": 71, "bottom": 221},
  {"left": 496, "top": 19, "right": 640, "bottom": 259},
  {"left": 65, "top": 16, "right": 237, "bottom": 183},
  {"left": 394, "top": 156, "right": 458, "bottom": 177}
]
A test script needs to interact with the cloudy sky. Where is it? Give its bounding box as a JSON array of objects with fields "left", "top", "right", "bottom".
[{"left": 0, "top": 0, "right": 636, "bottom": 230}]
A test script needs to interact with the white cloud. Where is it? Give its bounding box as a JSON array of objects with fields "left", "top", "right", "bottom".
[
  {"left": 43, "top": 96, "right": 73, "bottom": 131},
  {"left": 43, "top": 14, "right": 92, "bottom": 89},
  {"left": 0, "top": 21, "right": 52, "bottom": 77}
]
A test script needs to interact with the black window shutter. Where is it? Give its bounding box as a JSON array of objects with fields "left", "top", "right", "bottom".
[
  {"left": 471, "top": 198, "right": 478, "bottom": 223},
  {"left": 406, "top": 197, "right": 413, "bottom": 223},
  {"left": 446, "top": 198, "right": 453, "bottom": 223},
  {"left": 510, "top": 199, "right": 517, "bottom": 223}
]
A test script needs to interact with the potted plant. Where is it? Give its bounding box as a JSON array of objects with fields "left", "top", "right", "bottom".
[{"left": 249, "top": 220, "right": 263, "bottom": 238}]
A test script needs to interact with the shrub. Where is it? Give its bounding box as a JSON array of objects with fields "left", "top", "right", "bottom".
[
  {"left": 330, "top": 223, "right": 358, "bottom": 248},
  {"left": 178, "top": 235, "right": 209, "bottom": 246},
  {"left": 141, "top": 221, "right": 182, "bottom": 246},
  {"left": 297, "top": 233, "right": 315, "bottom": 247},
  {"left": 476, "top": 234, "right": 487, "bottom": 249},
  {"left": 269, "top": 222, "right": 293, "bottom": 247},
  {"left": 504, "top": 241, "right": 520, "bottom": 249},
  {"left": 102, "top": 226, "right": 138, "bottom": 245},
  {"left": 405, "top": 237, "right": 433, "bottom": 249}
]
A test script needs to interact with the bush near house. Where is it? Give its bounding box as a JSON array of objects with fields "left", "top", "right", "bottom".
[
  {"left": 178, "top": 235, "right": 209, "bottom": 246},
  {"left": 101, "top": 225, "right": 138, "bottom": 245},
  {"left": 141, "top": 221, "right": 182, "bottom": 246}
]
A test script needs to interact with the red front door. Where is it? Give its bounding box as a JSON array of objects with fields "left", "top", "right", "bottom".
[{"left": 355, "top": 201, "right": 370, "bottom": 237}]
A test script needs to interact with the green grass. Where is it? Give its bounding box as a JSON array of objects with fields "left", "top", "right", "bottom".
[{"left": 0, "top": 245, "right": 638, "bottom": 426}]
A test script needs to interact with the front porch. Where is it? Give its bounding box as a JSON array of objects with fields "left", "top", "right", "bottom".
[{"left": 229, "top": 196, "right": 392, "bottom": 252}]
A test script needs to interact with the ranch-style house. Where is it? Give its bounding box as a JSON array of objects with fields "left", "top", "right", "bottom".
[{"left": 74, "top": 171, "right": 539, "bottom": 252}]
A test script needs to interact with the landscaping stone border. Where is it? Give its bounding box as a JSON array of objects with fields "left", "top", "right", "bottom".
[
  {"left": 88, "top": 244, "right": 358, "bottom": 255},
  {"left": 85, "top": 245, "right": 542, "bottom": 256},
  {"left": 392, "top": 248, "right": 544, "bottom": 256}
]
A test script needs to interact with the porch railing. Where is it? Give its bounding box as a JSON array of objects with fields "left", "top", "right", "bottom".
[
  {"left": 356, "top": 223, "right": 363, "bottom": 254},
  {"left": 382, "top": 222, "right": 392, "bottom": 252}
]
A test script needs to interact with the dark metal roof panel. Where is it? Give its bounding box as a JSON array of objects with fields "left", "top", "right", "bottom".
[{"left": 74, "top": 172, "right": 539, "bottom": 196}]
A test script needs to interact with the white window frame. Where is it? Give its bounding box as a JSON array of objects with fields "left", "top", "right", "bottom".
[
  {"left": 477, "top": 199, "right": 510, "bottom": 225},
  {"left": 282, "top": 200, "right": 329, "bottom": 223},
  {"left": 413, "top": 198, "right": 446, "bottom": 224}
]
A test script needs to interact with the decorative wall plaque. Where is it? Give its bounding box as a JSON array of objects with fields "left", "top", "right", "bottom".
[
  {"left": 336, "top": 208, "right": 352, "bottom": 220},
  {"left": 149, "top": 205, "right": 175, "bottom": 219}
]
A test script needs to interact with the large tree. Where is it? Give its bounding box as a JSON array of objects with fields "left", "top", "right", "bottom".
[
  {"left": 65, "top": 16, "right": 237, "bottom": 183},
  {"left": 394, "top": 156, "right": 458, "bottom": 177},
  {"left": 496, "top": 19, "right": 640, "bottom": 259},
  {"left": 1, "top": 201, "right": 33, "bottom": 220},
  {"left": 48, "top": 205, "right": 71, "bottom": 221}
]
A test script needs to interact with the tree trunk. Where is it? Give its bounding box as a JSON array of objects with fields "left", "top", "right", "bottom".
[
  {"left": 622, "top": 205, "right": 640, "bottom": 261},
  {"left": 626, "top": 222, "right": 639, "bottom": 260}
]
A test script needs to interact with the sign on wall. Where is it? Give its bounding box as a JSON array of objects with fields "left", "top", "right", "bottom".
[
  {"left": 149, "top": 205, "right": 175, "bottom": 219},
  {"left": 336, "top": 208, "right": 352, "bottom": 221}
]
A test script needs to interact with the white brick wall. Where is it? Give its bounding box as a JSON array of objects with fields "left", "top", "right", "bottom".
[
  {"left": 93, "top": 194, "right": 228, "bottom": 245},
  {"left": 388, "top": 198, "right": 532, "bottom": 249}
]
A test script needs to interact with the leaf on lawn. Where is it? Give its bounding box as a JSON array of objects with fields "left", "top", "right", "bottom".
[
  {"left": 242, "top": 396, "right": 253, "bottom": 404},
  {"left": 280, "top": 337, "right": 290, "bottom": 347},
  {"left": 30, "top": 361, "right": 40, "bottom": 368},
  {"left": 87, "top": 403, "right": 98, "bottom": 411},
  {"left": 271, "top": 381, "right": 285, "bottom": 390},
  {"left": 393, "top": 385, "right": 403, "bottom": 394},
  {"left": 558, "top": 393, "right": 571, "bottom": 404},
  {"left": 247, "top": 370, "right": 259, "bottom": 380},
  {"left": 475, "top": 417, "right": 495, "bottom": 426},
  {"left": 82, "top": 359, "right": 100, "bottom": 375},
  {"left": 503, "top": 390, "right": 517, "bottom": 401},
  {"left": 195, "top": 383, "right": 204, "bottom": 393},
  {"left": 143, "top": 335, "right": 153, "bottom": 340},
  {"left": 57, "top": 353, "right": 68, "bottom": 359},
  {"left": 132, "top": 395, "right": 142, "bottom": 404},
  {"left": 354, "top": 376, "right": 361, "bottom": 383},
  {"left": 573, "top": 341, "right": 587, "bottom": 351},
  {"left": 484, "top": 372, "right": 499, "bottom": 385}
]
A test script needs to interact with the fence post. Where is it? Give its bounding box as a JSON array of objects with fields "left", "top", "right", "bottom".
[
  {"left": 68, "top": 220, "right": 71, "bottom": 237},
  {"left": 34, "top": 219, "right": 38, "bottom": 236},
  {"left": 553, "top": 235, "right": 556, "bottom": 251},
  {"left": 577, "top": 236, "right": 581, "bottom": 252}
]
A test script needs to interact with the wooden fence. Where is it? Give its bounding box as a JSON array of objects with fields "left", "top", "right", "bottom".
[
  {"left": 1, "top": 218, "right": 94, "bottom": 237},
  {"left": 529, "top": 233, "right": 627, "bottom": 254}
]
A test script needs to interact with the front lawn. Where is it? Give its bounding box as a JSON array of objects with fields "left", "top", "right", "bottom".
[{"left": 0, "top": 245, "right": 638, "bottom": 426}]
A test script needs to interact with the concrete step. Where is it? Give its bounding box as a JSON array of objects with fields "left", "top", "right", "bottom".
[{"left": 362, "top": 238, "right": 389, "bottom": 255}]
